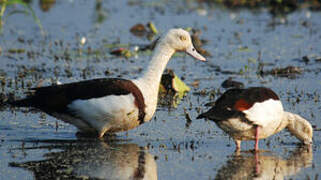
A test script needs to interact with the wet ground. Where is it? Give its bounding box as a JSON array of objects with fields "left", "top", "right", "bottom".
[{"left": 0, "top": 0, "right": 321, "bottom": 179}]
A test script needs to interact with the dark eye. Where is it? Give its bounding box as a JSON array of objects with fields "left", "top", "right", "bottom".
[
  {"left": 179, "top": 35, "right": 186, "bottom": 41},
  {"left": 192, "top": 48, "right": 195, "bottom": 51}
]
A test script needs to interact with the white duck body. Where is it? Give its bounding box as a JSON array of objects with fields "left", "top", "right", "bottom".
[
  {"left": 218, "top": 98, "right": 285, "bottom": 141},
  {"left": 9, "top": 28, "right": 206, "bottom": 137},
  {"left": 197, "top": 87, "right": 313, "bottom": 150},
  {"left": 66, "top": 93, "right": 140, "bottom": 133}
]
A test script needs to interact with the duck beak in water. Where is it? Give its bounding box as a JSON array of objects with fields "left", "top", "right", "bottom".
[{"left": 185, "top": 45, "right": 206, "bottom": 61}]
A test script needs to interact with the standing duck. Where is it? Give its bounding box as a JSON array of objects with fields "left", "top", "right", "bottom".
[
  {"left": 197, "top": 87, "right": 313, "bottom": 151},
  {"left": 9, "top": 28, "right": 206, "bottom": 137}
]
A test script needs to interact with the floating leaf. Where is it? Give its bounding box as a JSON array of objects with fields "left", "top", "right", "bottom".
[
  {"left": 110, "top": 48, "right": 132, "bottom": 58},
  {"left": 8, "top": 48, "right": 25, "bottom": 54},
  {"left": 147, "top": 21, "right": 158, "bottom": 34},
  {"left": 237, "top": 46, "right": 252, "bottom": 52},
  {"left": 39, "top": 0, "right": 56, "bottom": 12},
  {"left": 172, "top": 73, "right": 190, "bottom": 93},
  {"left": 130, "top": 22, "right": 158, "bottom": 40},
  {"left": 262, "top": 66, "right": 303, "bottom": 77},
  {"left": 160, "top": 69, "right": 190, "bottom": 93},
  {"left": 158, "top": 69, "right": 190, "bottom": 108},
  {"left": 130, "top": 24, "right": 147, "bottom": 37}
]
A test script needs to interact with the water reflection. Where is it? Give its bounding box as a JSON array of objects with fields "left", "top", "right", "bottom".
[
  {"left": 10, "top": 139, "right": 158, "bottom": 180},
  {"left": 215, "top": 147, "right": 312, "bottom": 180}
]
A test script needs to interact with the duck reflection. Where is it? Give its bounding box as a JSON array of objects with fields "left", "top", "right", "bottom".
[
  {"left": 215, "top": 147, "right": 312, "bottom": 180},
  {"left": 10, "top": 139, "right": 157, "bottom": 180}
]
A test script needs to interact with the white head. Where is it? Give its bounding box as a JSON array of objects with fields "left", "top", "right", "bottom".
[
  {"left": 161, "top": 28, "right": 206, "bottom": 61},
  {"left": 285, "top": 112, "right": 313, "bottom": 145}
]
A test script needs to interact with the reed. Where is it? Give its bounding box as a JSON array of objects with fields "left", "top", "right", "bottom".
[{"left": 0, "top": 0, "right": 43, "bottom": 35}]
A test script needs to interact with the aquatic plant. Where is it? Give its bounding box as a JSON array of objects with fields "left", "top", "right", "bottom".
[{"left": 0, "top": 0, "right": 43, "bottom": 34}]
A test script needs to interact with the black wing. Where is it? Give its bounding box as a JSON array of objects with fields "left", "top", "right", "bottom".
[
  {"left": 10, "top": 78, "right": 137, "bottom": 113},
  {"left": 197, "top": 88, "right": 245, "bottom": 121},
  {"left": 197, "top": 87, "right": 279, "bottom": 121}
]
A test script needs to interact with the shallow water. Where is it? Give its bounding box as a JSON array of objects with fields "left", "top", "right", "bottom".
[{"left": 0, "top": 1, "right": 320, "bottom": 179}]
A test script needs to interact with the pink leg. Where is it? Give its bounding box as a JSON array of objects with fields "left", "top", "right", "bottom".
[
  {"left": 255, "top": 151, "right": 260, "bottom": 175},
  {"left": 235, "top": 140, "right": 241, "bottom": 152},
  {"left": 255, "top": 126, "right": 260, "bottom": 151}
]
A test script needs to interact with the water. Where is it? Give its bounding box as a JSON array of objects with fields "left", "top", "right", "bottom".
[{"left": 0, "top": 1, "right": 320, "bottom": 179}]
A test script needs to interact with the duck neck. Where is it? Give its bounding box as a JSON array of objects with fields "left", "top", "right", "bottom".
[
  {"left": 283, "top": 111, "right": 313, "bottom": 145},
  {"left": 140, "top": 42, "right": 175, "bottom": 89}
]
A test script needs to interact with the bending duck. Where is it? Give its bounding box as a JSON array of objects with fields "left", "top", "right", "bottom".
[
  {"left": 9, "top": 28, "right": 206, "bottom": 137},
  {"left": 197, "top": 87, "right": 313, "bottom": 151}
]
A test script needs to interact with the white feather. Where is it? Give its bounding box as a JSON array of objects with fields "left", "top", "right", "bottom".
[
  {"left": 67, "top": 94, "right": 138, "bottom": 134},
  {"left": 243, "top": 99, "right": 284, "bottom": 127}
]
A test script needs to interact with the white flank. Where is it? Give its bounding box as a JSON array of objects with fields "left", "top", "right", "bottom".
[
  {"left": 220, "top": 117, "right": 253, "bottom": 132},
  {"left": 243, "top": 99, "right": 284, "bottom": 127},
  {"left": 67, "top": 94, "right": 138, "bottom": 133}
]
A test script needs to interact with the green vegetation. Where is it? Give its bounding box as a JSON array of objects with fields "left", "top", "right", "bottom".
[{"left": 0, "top": 0, "right": 43, "bottom": 34}]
